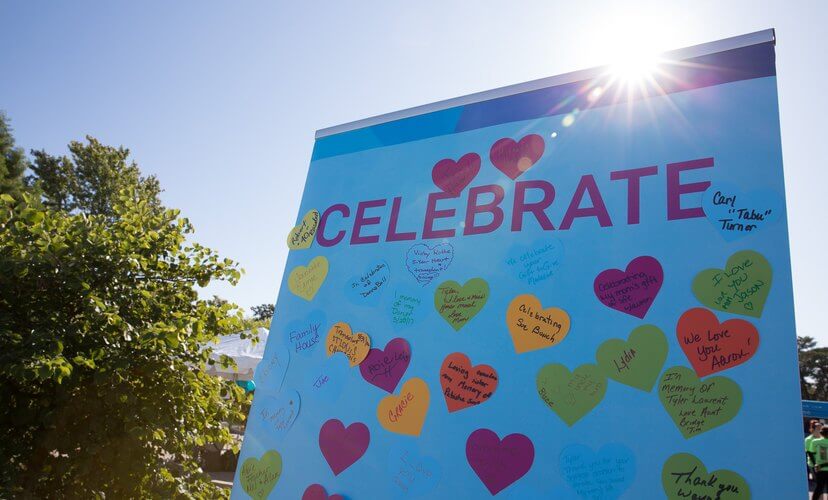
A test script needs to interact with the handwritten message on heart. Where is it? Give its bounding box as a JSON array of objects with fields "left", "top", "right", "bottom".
[
  {"left": 692, "top": 250, "right": 772, "bottom": 318},
  {"left": 440, "top": 352, "right": 498, "bottom": 413},
  {"left": 702, "top": 183, "right": 781, "bottom": 241},
  {"left": 240, "top": 450, "right": 282, "bottom": 500},
  {"left": 662, "top": 453, "right": 750, "bottom": 500},
  {"left": 302, "top": 484, "right": 344, "bottom": 500},
  {"left": 594, "top": 256, "right": 663, "bottom": 319},
  {"left": 326, "top": 322, "right": 371, "bottom": 367},
  {"left": 405, "top": 243, "right": 454, "bottom": 285},
  {"left": 596, "top": 325, "right": 668, "bottom": 392},
  {"left": 434, "top": 278, "right": 489, "bottom": 331},
  {"left": 432, "top": 153, "right": 481, "bottom": 197},
  {"left": 305, "top": 356, "right": 349, "bottom": 404},
  {"left": 466, "top": 428, "right": 535, "bottom": 495},
  {"left": 505, "top": 239, "right": 563, "bottom": 286},
  {"left": 345, "top": 261, "right": 390, "bottom": 305},
  {"left": 250, "top": 390, "right": 301, "bottom": 443},
  {"left": 288, "top": 256, "right": 329, "bottom": 301},
  {"left": 377, "top": 377, "right": 430, "bottom": 436},
  {"left": 359, "top": 337, "right": 411, "bottom": 393},
  {"left": 319, "top": 419, "right": 370, "bottom": 476},
  {"left": 677, "top": 308, "right": 759, "bottom": 377},
  {"left": 537, "top": 363, "right": 607, "bottom": 426},
  {"left": 287, "top": 209, "right": 320, "bottom": 250},
  {"left": 506, "top": 294, "right": 570, "bottom": 354},
  {"left": 559, "top": 443, "right": 636, "bottom": 499},
  {"left": 490, "top": 134, "right": 545, "bottom": 180},
  {"left": 283, "top": 310, "right": 326, "bottom": 356},
  {"left": 254, "top": 343, "right": 290, "bottom": 391},
  {"left": 658, "top": 366, "right": 742, "bottom": 438},
  {"left": 387, "top": 443, "right": 442, "bottom": 498},
  {"left": 390, "top": 288, "right": 426, "bottom": 331}
]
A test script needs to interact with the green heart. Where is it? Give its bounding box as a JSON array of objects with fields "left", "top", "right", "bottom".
[
  {"left": 691, "top": 250, "right": 772, "bottom": 318},
  {"left": 536, "top": 363, "right": 607, "bottom": 426},
  {"left": 239, "top": 450, "right": 282, "bottom": 500},
  {"left": 662, "top": 453, "right": 751, "bottom": 499},
  {"left": 288, "top": 256, "right": 328, "bottom": 301},
  {"left": 596, "top": 325, "right": 668, "bottom": 392},
  {"left": 434, "top": 278, "right": 489, "bottom": 331},
  {"left": 286, "top": 209, "right": 320, "bottom": 250},
  {"left": 658, "top": 366, "right": 742, "bottom": 438}
]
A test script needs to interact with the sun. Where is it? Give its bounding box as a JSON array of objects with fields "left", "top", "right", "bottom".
[{"left": 609, "top": 52, "right": 662, "bottom": 85}]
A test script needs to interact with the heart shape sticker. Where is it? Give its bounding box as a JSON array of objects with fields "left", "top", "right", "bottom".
[
  {"left": 405, "top": 243, "right": 454, "bottom": 285},
  {"left": 387, "top": 443, "right": 442, "bottom": 498},
  {"left": 559, "top": 443, "right": 636, "bottom": 499},
  {"left": 440, "top": 352, "right": 498, "bottom": 412},
  {"left": 692, "top": 250, "right": 772, "bottom": 318},
  {"left": 595, "top": 324, "right": 668, "bottom": 392},
  {"left": 434, "top": 278, "right": 489, "bottom": 331},
  {"left": 662, "top": 453, "right": 750, "bottom": 499},
  {"left": 506, "top": 294, "right": 571, "bottom": 354},
  {"left": 287, "top": 209, "right": 320, "bottom": 250},
  {"left": 702, "top": 183, "right": 781, "bottom": 241},
  {"left": 594, "top": 255, "right": 663, "bottom": 319},
  {"left": 302, "top": 484, "right": 344, "bottom": 500},
  {"left": 326, "top": 322, "right": 371, "bottom": 367},
  {"left": 658, "top": 366, "right": 742, "bottom": 438},
  {"left": 489, "top": 134, "right": 545, "bottom": 180},
  {"left": 248, "top": 390, "right": 301, "bottom": 443},
  {"left": 537, "top": 363, "right": 607, "bottom": 426},
  {"left": 288, "top": 256, "right": 329, "bottom": 301},
  {"left": 466, "top": 428, "right": 535, "bottom": 495},
  {"left": 431, "top": 152, "right": 481, "bottom": 197},
  {"left": 677, "top": 307, "right": 759, "bottom": 377},
  {"left": 319, "top": 419, "right": 370, "bottom": 476},
  {"left": 359, "top": 337, "right": 411, "bottom": 393},
  {"left": 239, "top": 450, "right": 283, "bottom": 500},
  {"left": 345, "top": 261, "right": 390, "bottom": 305},
  {"left": 377, "top": 377, "right": 431, "bottom": 437}
]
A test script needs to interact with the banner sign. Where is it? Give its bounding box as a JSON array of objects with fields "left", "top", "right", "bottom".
[{"left": 233, "top": 29, "right": 804, "bottom": 499}]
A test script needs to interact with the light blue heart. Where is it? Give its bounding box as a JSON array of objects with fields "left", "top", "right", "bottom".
[
  {"left": 559, "top": 443, "right": 636, "bottom": 499},
  {"left": 387, "top": 443, "right": 441, "bottom": 498},
  {"left": 253, "top": 342, "right": 290, "bottom": 391},
  {"left": 388, "top": 286, "right": 427, "bottom": 332},
  {"left": 702, "top": 183, "right": 782, "bottom": 241},
  {"left": 282, "top": 310, "right": 326, "bottom": 357},
  {"left": 505, "top": 238, "right": 564, "bottom": 286},
  {"left": 247, "top": 389, "right": 301, "bottom": 443},
  {"left": 304, "top": 356, "right": 349, "bottom": 404},
  {"left": 344, "top": 260, "right": 391, "bottom": 306}
]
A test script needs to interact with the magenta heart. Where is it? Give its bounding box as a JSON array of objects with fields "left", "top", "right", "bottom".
[
  {"left": 466, "top": 428, "right": 535, "bottom": 495},
  {"left": 358, "top": 337, "right": 411, "bottom": 393},
  {"left": 593, "top": 255, "right": 663, "bottom": 319},
  {"left": 302, "top": 484, "right": 344, "bottom": 500},
  {"left": 319, "top": 419, "right": 370, "bottom": 476},
  {"left": 431, "top": 152, "right": 481, "bottom": 197},
  {"left": 489, "top": 134, "right": 545, "bottom": 180}
]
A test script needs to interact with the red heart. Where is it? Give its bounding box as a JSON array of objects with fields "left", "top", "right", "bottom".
[
  {"left": 431, "top": 153, "right": 481, "bottom": 197},
  {"left": 489, "top": 134, "right": 545, "bottom": 180},
  {"left": 676, "top": 307, "right": 759, "bottom": 377},
  {"left": 440, "top": 352, "right": 498, "bottom": 413},
  {"left": 302, "top": 484, "right": 344, "bottom": 500}
]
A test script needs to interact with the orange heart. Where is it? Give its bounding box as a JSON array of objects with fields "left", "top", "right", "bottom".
[
  {"left": 326, "top": 322, "right": 371, "bottom": 367},
  {"left": 377, "top": 377, "right": 430, "bottom": 436},
  {"left": 506, "top": 294, "right": 571, "bottom": 354}
]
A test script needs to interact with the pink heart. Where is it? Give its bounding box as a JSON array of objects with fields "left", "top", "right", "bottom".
[
  {"left": 593, "top": 256, "right": 663, "bottom": 319},
  {"left": 489, "top": 134, "right": 545, "bottom": 180},
  {"left": 466, "top": 428, "right": 534, "bottom": 495},
  {"left": 319, "top": 419, "right": 370, "bottom": 476},
  {"left": 431, "top": 152, "right": 481, "bottom": 197},
  {"left": 302, "top": 484, "right": 345, "bottom": 500},
  {"left": 359, "top": 337, "right": 411, "bottom": 393}
]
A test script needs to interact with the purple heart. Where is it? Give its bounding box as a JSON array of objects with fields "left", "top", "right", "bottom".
[
  {"left": 359, "top": 338, "right": 411, "bottom": 393},
  {"left": 593, "top": 256, "right": 663, "bottom": 319},
  {"left": 319, "top": 419, "right": 370, "bottom": 476},
  {"left": 431, "top": 153, "right": 481, "bottom": 197},
  {"left": 466, "top": 428, "right": 535, "bottom": 496}
]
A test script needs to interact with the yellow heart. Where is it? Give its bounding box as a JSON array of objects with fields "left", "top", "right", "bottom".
[
  {"left": 377, "top": 377, "right": 430, "bottom": 436},
  {"left": 287, "top": 256, "right": 328, "bottom": 301},
  {"left": 286, "top": 209, "right": 320, "bottom": 250},
  {"left": 325, "top": 322, "right": 371, "bottom": 367},
  {"left": 506, "top": 294, "right": 571, "bottom": 354}
]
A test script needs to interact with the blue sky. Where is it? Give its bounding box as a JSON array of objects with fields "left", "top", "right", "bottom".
[{"left": 1, "top": 1, "right": 826, "bottom": 344}]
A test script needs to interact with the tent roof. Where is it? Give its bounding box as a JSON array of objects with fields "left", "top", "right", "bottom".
[{"left": 207, "top": 327, "right": 268, "bottom": 379}]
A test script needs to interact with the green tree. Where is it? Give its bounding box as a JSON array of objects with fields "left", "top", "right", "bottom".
[
  {"left": 251, "top": 303, "right": 274, "bottom": 322},
  {"left": 798, "top": 336, "right": 828, "bottom": 401},
  {"left": 0, "top": 136, "right": 250, "bottom": 498},
  {"left": 0, "top": 112, "right": 29, "bottom": 199}
]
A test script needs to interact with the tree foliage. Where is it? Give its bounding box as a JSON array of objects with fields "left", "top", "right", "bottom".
[
  {"left": 799, "top": 336, "right": 828, "bottom": 401},
  {"left": 0, "top": 130, "right": 250, "bottom": 498},
  {"left": 251, "top": 303, "right": 275, "bottom": 322},
  {"left": 0, "top": 112, "right": 29, "bottom": 199}
]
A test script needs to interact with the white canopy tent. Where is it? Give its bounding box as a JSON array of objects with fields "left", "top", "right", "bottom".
[{"left": 205, "top": 327, "right": 268, "bottom": 382}]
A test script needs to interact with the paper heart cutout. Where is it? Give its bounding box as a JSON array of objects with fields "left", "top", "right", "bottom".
[
  {"left": 326, "top": 322, "right": 371, "bottom": 367},
  {"left": 283, "top": 310, "right": 326, "bottom": 356},
  {"left": 466, "top": 428, "right": 535, "bottom": 495},
  {"left": 345, "top": 260, "right": 390, "bottom": 305},
  {"left": 377, "top": 377, "right": 430, "bottom": 436},
  {"left": 595, "top": 324, "right": 668, "bottom": 392},
  {"left": 253, "top": 342, "right": 290, "bottom": 391},
  {"left": 677, "top": 308, "right": 759, "bottom": 377},
  {"left": 702, "top": 183, "right": 781, "bottom": 241},
  {"left": 662, "top": 453, "right": 750, "bottom": 499},
  {"left": 405, "top": 243, "right": 454, "bottom": 286},
  {"left": 505, "top": 239, "right": 564, "bottom": 286},
  {"left": 302, "top": 484, "right": 344, "bottom": 500},
  {"left": 287, "top": 209, "right": 320, "bottom": 250},
  {"left": 537, "top": 363, "right": 607, "bottom": 426},
  {"left": 389, "top": 287, "right": 427, "bottom": 331},
  {"left": 434, "top": 278, "right": 489, "bottom": 331},
  {"left": 288, "top": 256, "right": 329, "bottom": 301},
  {"left": 319, "top": 419, "right": 370, "bottom": 476},
  {"left": 692, "top": 250, "right": 772, "bottom": 318},
  {"left": 248, "top": 390, "right": 301, "bottom": 443},
  {"left": 359, "top": 337, "right": 411, "bottom": 393},
  {"left": 387, "top": 443, "right": 442, "bottom": 498},
  {"left": 559, "top": 443, "right": 636, "bottom": 499},
  {"left": 658, "top": 366, "right": 742, "bottom": 438},
  {"left": 439, "top": 352, "right": 498, "bottom": 412},
  {"left": 506, "top": 294, "right": 571, "bottom": 354},
  {"left": 594, "top": 255, "right": 663, "bottom": 319},
  {"left": 432, "top": 152, "right": 481, "bottom": 197},
  {"left": 489, "top": 134, "right": 545, "bottom": 180},
  {"left": 305, "top": 356, "right": 349, "bottom": 404},
  {"left": 239, "top": 450, "right": 282, "bottom": 500}
]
